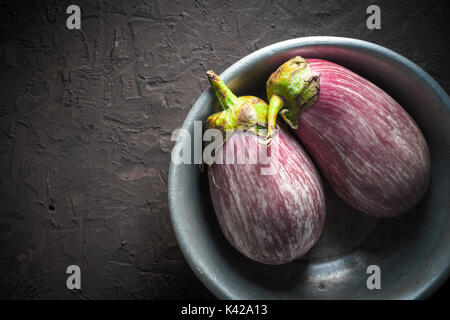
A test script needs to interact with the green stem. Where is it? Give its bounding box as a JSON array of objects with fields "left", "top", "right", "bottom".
[
  {"left": 266, "top": 95, "right": 284, "bottom": 139},
  {"left": 266, "top": 56, "right": 320, "bottom": 130},
  {"left": 207, "top": 70, "right": 238, "bottom": 111}
]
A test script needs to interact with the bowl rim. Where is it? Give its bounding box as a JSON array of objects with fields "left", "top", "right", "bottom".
[{"left": 168, "top": 36, "right": 450, "bottom": 300}]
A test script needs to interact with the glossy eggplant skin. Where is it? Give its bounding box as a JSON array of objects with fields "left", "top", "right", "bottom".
[
  {"left": 295, "top": 59, "right": 431, "bottom": 217},
  {"left": 208, "top": 128, "right": 326, "bottom": 265}
]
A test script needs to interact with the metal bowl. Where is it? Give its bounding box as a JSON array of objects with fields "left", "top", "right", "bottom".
[{"left": 168, "top": 36, "right": 450, "bottom": 299}]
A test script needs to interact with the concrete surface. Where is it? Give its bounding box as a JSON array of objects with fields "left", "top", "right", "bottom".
[{"left": 0, "top": 0, "right": 448, "bottom": 299}]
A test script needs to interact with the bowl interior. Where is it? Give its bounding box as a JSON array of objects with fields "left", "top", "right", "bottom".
[{"left": 168, "top": 37, "right": 450, "bottom": 299}]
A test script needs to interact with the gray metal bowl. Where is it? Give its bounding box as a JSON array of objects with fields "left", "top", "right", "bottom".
[{"left": 168, "top": 36, "right": 450, "bottom": 299}]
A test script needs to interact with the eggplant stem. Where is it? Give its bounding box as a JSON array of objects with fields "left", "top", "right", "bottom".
[
  {"left": 207, "top": 70, "right": 238, "bottom": 111},
  {"left": 266, "top": 94, "right": 284, "bottom": 139}
]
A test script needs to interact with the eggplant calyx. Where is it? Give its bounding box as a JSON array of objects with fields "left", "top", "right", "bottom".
[
  {"left": 206, "top": 70, "right": 270, "bottom": 139},
  {"left": 204, "top": 71, "right": 274, "bottom": 167},
  {"left": 266, "top": 56, "right": 320, "bottom": 130}
]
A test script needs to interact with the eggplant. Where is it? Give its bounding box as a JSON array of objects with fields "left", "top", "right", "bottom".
[
  {"left": 266, "top": 56, "right": 431, "bottom": 218},
  {"left": 205, "top": 71, "right": 326, "bottom": 265}
]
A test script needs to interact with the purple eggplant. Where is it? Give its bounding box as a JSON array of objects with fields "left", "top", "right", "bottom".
[
  {"left": 266, "top": 57, "right": 431, "bottom": 217},
  {"left": 205, "top": 71, "right": 325, "bottom": 264}
]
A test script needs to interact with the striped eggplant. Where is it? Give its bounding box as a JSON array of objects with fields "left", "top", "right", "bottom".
[
  {"left": 205, "top": 71, "right": 326, "bottom": 265},
  {"left": 266, "top": 56, "right": 431, "bottom": 218}
]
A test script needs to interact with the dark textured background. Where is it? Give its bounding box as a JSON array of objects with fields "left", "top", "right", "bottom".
[{"left": 0, "top": 0, "right": 449, "bottom": 299}]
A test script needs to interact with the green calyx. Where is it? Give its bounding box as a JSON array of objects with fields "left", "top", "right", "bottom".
[
  {"left": 266, "top": 56, "right": 320, "bottom": 136},
  {"left": 206, "top": 70, "right": 269, "bottom": 140}
]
